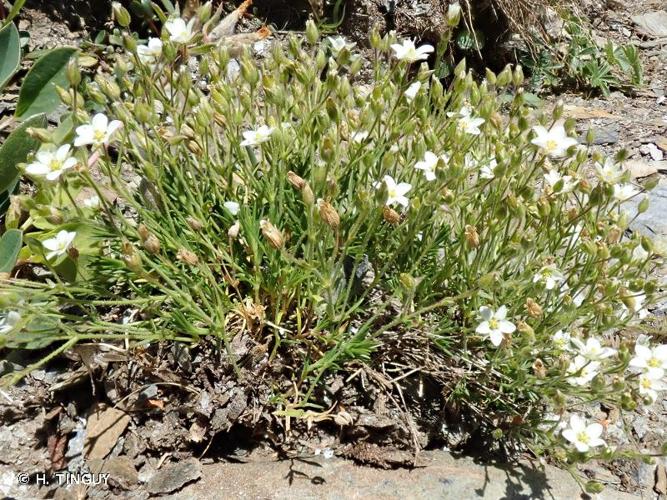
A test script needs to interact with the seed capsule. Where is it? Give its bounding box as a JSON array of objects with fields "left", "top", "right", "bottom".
[
  {"left": 317, "top": 199, "right": 340, "bottom": 229},
  {"left": 260, "top": 220, "right": 284, "bottom": 249}
]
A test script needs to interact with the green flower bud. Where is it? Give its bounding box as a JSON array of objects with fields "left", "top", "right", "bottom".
[
  {"left": 584, "top": 481, "right": 604, "bottom": 494},
  {"left": 637, "top": 196, "right": 650, "bottom": 214},
  {"left": 512, "top": 64, "right": 524, "bottom": 86},
  {"left": 497, "top": 65, "right": 512, "bottom": 87},
  {"left": 369, "top": 26, "right": 381, "bottom": 49},
  {"left": 66, "top": 57, "right": 81, "bottom": 87},
  {"left": 454, "top": 59, "right": 466, "bottom": 79},
  {"left": 447, "top": 2, "right": 462, "bottom": 27},
  {"left": 112, "top": 2, "right": 131, "bottom": 28},
  {"left": 485, "top": 68, "right": 496, "bottom": 85},
  {"left": 305, "top": 19, "right": 319, "bottom": 44}
]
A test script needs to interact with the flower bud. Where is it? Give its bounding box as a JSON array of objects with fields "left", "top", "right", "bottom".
[
  {"left": 447, "top": 2, "right": 462, "bottom": 27},
  {"left": 512, "top": 65, "right": 524, "bottom": 87},
  {"left": 464, "top": 225, "right": 480, "bottom": 248},
  {"left": 524, "top": 298, "right": 543, "bottom": 318},
  {"left": 260, "top": 219, "right": 284, "bottom": 249},
  {"left": 55, "top": 85, "right": 73, "bottom": 105},
  {"left": 517, "top": 320, "right": 534, "bottom": 339},
  {"left": 485, "top": 68, "right": 497, "bottom": 86},
  {"left": 66, "top": 58, "right": 81, "bottom": 87},
  {"left": 122, "top": 242, "right": 142, "bottom": 272},
  {"left": 383, "top": 205, "right": 401, "bottom": 225},
  {"left": 317, "top": 199, "right": 340, "bottom": 229},
  {"left": 112, "top": 1, "right": 131, "bottom": 27},
  {"left": 26, "top": 127, "right": 53, "bottom": 143},
  {"left": 305, "top": 19, "right": 319, "bottom": 44},
  {"left": 637, "top": 196, "right": 650, "bottom": 214},
  {"left": 497, "top": 65, "right": 512, "bottom": 87},
  {"left": 186, "top": 217, "right": 203, "bottom": 231},
  {"left": 123, "top": 34, "right": 137, "bottom": 52},
  {"left": 177, "top": 248, "right": 199, "bottom": 265},
  {"left": 369, "top": 26, "right": 381, "bottom": 49},
  {"left": 302, "top": 183, "right": 315, "bottom": 206},
  {"left": 287, "top": 171, "right": 306, "bottom": 190},
  {"left": 240, "top": 59, "right": 259, "bottom": 87}
]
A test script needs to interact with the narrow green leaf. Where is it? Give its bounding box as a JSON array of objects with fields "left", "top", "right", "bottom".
[
  {"left": 0, "top": 22, "right": 20, "bottom": 92},
  {"left": 4, "top": 0, "right": 27, "bottom": 26},
  {"left": 0, "top": 113, "right": 46, "bottom": 192},
  {"left": 15, "top": 47, "right": 77, "bottom": 119},
  {"left": 0, "top": 229, "right": 22, "bottom": 273}
]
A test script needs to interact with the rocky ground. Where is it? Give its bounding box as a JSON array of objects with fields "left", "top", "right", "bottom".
[{"left": 1, "top": 0, "right": 667, "bottom": 499}]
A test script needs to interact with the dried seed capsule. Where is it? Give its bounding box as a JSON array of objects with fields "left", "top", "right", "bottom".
[
  {"left": 177, "top": 248, "right": 199, "bottom": 265},
  {"left": 317, "top": 199, "right": 340, "bottom": 229},
  {"left": 382, "top": 205, "right": 401, "bottom": 225},
  {"left": 464, "top": 225, "right": 480, "bottom": 248},
  {"left": 260, "top": 220, "right": 284, "bottom": 249}
]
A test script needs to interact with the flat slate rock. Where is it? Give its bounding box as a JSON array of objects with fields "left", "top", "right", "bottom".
[
  {"left": 164, "top": 451, "right": 639, "bottom": 499},
  {"left": 626, "top": 183, "right": 667, "bottom": 238}
]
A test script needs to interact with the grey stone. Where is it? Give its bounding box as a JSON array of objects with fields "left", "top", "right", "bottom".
[
  {"left": 146, "top": 457, "right": 201, "bottom": 495},
  {"left": 632, "top": 11, "right": 667, "bottom": 38},
  {"left": 163, "top": 451, "right": 640, "bottom": 499},
  {"left": 584, "top": 126, "right": 619, "bottom": 145},
  {"left": 627, "top": 184, "right": 667, "bottom": 237}
]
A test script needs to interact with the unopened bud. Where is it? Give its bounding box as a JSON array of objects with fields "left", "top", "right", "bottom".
[
  {"left": 66, "top": 246, "right": 79, "bottom": 260},
  {"left": 317, "top": 199, "right": 340, "bottom": 229},
  {"left": 302, "top": 183, "right": 315, "bottom": 206},
  {"left": 517, "top": 320, "right": 534, "bottom": 338},
  {"left": 305, "top": 19, "right": 319, "bottom": 44},
  {"left": 66, "top": 58, "right": 81, "bottom": 87},
  {"left": 260, "top": 219, "right": 284, "bottom": 249},
  {"left": 447, "top": 2, "right": 462, "bottom": 26},
  {"left": 112, "top": 2, "right": 131, "bottom": 27},
  {"left": 26, "top": 127, "right": 53, "bottom": 143},
  {"left": 607, "top": 226, "right": 622, "bottom": 244}
]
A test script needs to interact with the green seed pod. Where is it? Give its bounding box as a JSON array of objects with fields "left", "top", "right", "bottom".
[
  {"left": 637, "top": 196, "right": 650, "bottom": 214},
  {"left": 512, "top": 64, "right": 524, "bottom": 86},
  {"left": 369, "top": 26, "right": 381, "bottom": 49},
  {"left": 66, "top": 57, "right": 81, "bottom": 87},
  {"left": 349, "top": 56, "right": 363, "bottom": 75},
  {"left": 485, "top": 68, "right": 496, "bottom": 86},
  {"left": 496, "top": 64, "right": 512, "bottom": 87},
  {"left": 454, "top": 59, "right": 466, "bottom": 79}
]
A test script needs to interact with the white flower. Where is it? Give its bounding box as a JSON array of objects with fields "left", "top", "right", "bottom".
[
  {"left": 629, "top": 343, "right": 667, "bottom": 380},
  {"left": 224, "top": 201, "right": 240, "bottom": 215},
  {"left": 240, "top": 125, "right": 274, "bottom": 147},
  {"left": 379, "top": 175, "right": 412, "bottom": 207},
  {"left": 552, "top": 330, "right": 572, "bottom": 351},
  {"left": 638, "top": 374, "right": 666, "bottom": 403},
  {"left": 0, "top": 311, "right": 21, "bottom": 334},
  {"left": 544, "top": 170, "right": 576, "bottom": 193},
  {"left": 74, "top": 113, "right": 123, "bottom": 148},
  {"left": 595, "top": 158, "right": 624, "bottom": 185},
  {"left": 42, "top": 230, "right": 77, "bottom": 260},
  {"left": 571, "top": 337, "right": 616, "bottom": 360},
  {"left": 404, "top": 82, "right": 422, "bottom": 102},
  {"left": 567, "top": 355, "right": 600, "bottom": 386},
  {"left": 612, "top": 183, "right": 639, "bottom": 202},
  {"left": 531, "top": 123, "right": 578, "bottom": 158},
  {"left": 137, "top": 38, "right": 163, "bottom": 66},
  {"left": 458, "top": 115, "right": 485, "bottom": 135},
  {"left": 475, "top": 157, "right": 498, "bottom": 179},
  {"left": 533, "top": 264, "right": 565, "bottom": 290},
  {"left": 561, "top": 415, "right": 606, "bottom": 453},
  {"left": 327, "top": 36, "right": 355, "bottom": 54},
  {"left": 447, "top": 105, "right": 472, "bottom": 119},
  {"left": 475, "top": 306, "right": 516, "bottom": 347},
  {"left": 390, "top": 39, "right": 434, "bottom": 63},
  {"left": 82, "top": 195, "right": 100, "bottom": 208},
  {"left": 414, "top": 151, "right": 442, "bottom": 181},
  {"left": 447, "top": 2, "right": 462, "bottom": 23},
  {"left": 351, "top": 131, "right": 369, "bottom": 143},
  {"left": 25, "top": 144, "right": 78, "bottom": 181},
  {"left": 632, "top": 244, "right": 649, "bottom": 262},
  {"left": 165, "top": 17, "right": 196, "bottom": 44}
]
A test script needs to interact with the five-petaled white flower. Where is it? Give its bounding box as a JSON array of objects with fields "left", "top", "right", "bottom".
[
  {"left": 165, "top": 17, "right": 196, "bottom": 44},
  {"left": 74, "top": 113, "right": 122, "bottom": 148},
  {"left": 629, "top": 343, "right": 667, "bottom": 380},
  {"left": 638, "top": 374, "right": 666, "bottom": 403},
  {"left": 571, "top": 337, "right": 616, "bottom": 360},
  {"left": 404, "top": 82, "right": 422, "bottom": 102},
  {"left": 533, "top": 264, "right": 565, "bottom": 290},
  {"left": 531, "top": 123, "right": 578, "bottom": 158},
  {"left": 390, "top": 39, "right": 434, "bottom": 63},
  {"left": 0, "top": 311, "right": 21, "bottom": 334},
  {"left": 224, "top": 201, "right": 240, "bottom": 215},
  {"left": 414, "top": 151, "right": 442, "bottom": 181},
  {"left": 378, "top": 175, "right": 412, "bottom": 207},
  {"left": 544, "top": 170, "right": 576, "bottom": 193},
  {"left": 612, "top": 183, "right": 640, "bottom": 202},
  {"left": 327, "top": 36, "right": 355, "bottom": 55},
  {"left": 552, "top": 330, "right": 572, "bottom": 351},
  {"left": 240, "top": 125, "right": 275, "bottom": 147},
  {"left": 475, "top": 306, "right": 516, "bottom": 347},
  {"left": 595, "top": 158, "right": 624, "bottom": 185},
  {"left": 25, "top": 144, "right": 78, "bottom": 181},
  {"left": 137, "top": 38, "right": 163, "bottom": 66},
  {"left": 561, "top": 415, "right": 606, "bottom": 453},
  {"left": 458, "top": 115, "right": 485, "bottom": 135},
  {"left": 82, "top": 195, "right": 100, "bottom": 208},
  {"left": 567, "top": 355, "right": 600, "bottom": 386},
  {"left": 42, "top": 230, "right": 77, "bottom": 260}
]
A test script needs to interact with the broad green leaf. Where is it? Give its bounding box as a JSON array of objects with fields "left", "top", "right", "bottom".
[
  {"left": 0, "top": 113, "right": 46, "bottom": 192},
  {"left": 4, "top": 0, "right": 27, "bottom": 26},
  {"left": 0, "top": 229, "right": 22, "bottom": 273},
  {"left": 0, "top": 22, "right": 20, "bottom": 92},
  {"left": 15, "top": 47, "right": 77, "bottom": 119}
]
